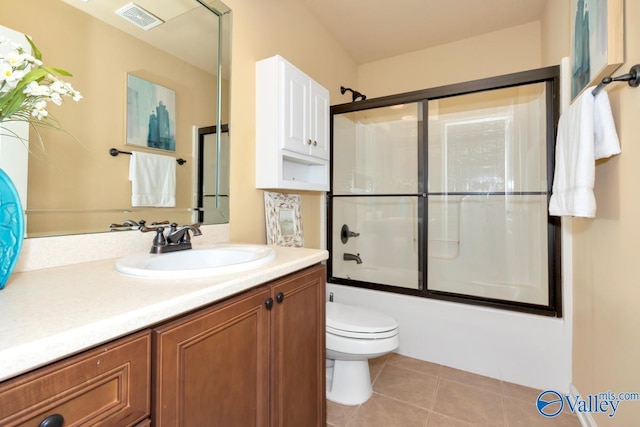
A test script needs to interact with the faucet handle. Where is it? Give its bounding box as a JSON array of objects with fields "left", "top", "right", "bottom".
[{"left": 140, "top": 226, "right": 166, "bottom": 252}]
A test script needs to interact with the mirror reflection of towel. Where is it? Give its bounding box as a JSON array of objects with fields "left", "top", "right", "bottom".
[{"left": 129, "top": 151, "right": 176, "bottom": 207}]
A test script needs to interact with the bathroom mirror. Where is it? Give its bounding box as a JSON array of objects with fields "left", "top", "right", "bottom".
[{"left": 0, "top": 0, "right": 231, "bottom": 237}]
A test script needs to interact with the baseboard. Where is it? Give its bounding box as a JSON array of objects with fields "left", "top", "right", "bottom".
[{"left": 569, "top": 384, "right": 598, "bottom": 427}]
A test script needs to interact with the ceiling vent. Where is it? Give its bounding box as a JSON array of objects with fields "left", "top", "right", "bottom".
[{"left": 115, "top": 3, "right": 164, "bottom": 31}]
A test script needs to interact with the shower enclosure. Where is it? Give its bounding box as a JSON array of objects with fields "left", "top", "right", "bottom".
[{"left": 328, "top": 67, "right": 561, "bottom": 316}]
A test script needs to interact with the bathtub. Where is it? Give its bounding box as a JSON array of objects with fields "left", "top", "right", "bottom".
[{"left": 339, "top": 265, "right": 419, "bottom": 290}]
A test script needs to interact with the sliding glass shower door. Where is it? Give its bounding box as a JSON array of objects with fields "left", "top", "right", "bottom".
[
  {"left": 427, "top": 84, "right": 551, "bottom": 305},
  {"left": 331, "top": 104, "right": 422, "bottom": 289},
  {"left": 328, "top": 66, "right": 560, "bottom": 315}
]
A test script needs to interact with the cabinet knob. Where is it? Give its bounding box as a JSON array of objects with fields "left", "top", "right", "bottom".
[
  {"left": 312, "top": 140, "right": 317, "bottom": 146},
  {"left": 265, "top": 297, "right": 274, "bottom": 310},
  {"left": 307, "top": 139, "right": 313, "bottom": 145},
  {"left": 39, "top": 414, "right": 64, "bottom": 427},
  {"left": 276, "top": 292, "right": 285, "bottom": 303}
]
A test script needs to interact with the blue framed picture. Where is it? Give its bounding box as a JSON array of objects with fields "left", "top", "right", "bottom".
[
  {"left": 126, "top": 74, "right": 176, "bottom": 152},
  {"left": 570, "top": 0, "right": 624, "bottom": 100}
]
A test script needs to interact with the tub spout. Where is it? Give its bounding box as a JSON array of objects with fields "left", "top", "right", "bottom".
[{"left": 343, "top": 253, "right": 362, "bottom": 264}]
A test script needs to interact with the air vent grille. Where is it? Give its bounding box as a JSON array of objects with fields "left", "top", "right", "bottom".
[{"left": 115, "top": 3, "right": 163, "bottom": 31}]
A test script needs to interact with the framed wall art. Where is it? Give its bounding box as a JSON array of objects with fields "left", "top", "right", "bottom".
[
  {"left": 126, "top": 74, "right": 176, "bottom": 151},
  {"left": 570, "top": 0, "right": 624, "bottom": 100},
  {"left": 264, "top": 191, "right": 304, "bottom": 247}
]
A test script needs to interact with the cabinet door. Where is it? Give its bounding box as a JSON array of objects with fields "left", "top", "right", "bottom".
[
  {"left": 271, "top": 265, "right": 326, "bottom": 427},
  {"left": 282, "top": 62, "right": 310, "bottom": 155},
  {"left": 153, "top": 287, "right": 271, "bottom": 427},
  {"left": 0, "top": 331, "right": 150, "bottom": 427},
  {"left": 309, "top": 82, "right": 330, "bottom": 160}
]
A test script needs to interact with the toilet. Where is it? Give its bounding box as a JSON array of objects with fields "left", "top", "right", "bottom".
[{"left": 325, "top": 302, "right": 400, "bottom": 405}]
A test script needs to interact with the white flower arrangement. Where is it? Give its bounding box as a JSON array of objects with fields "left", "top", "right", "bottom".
[{"left": 0, "top": 35, "right": 81, "bottom": 144}]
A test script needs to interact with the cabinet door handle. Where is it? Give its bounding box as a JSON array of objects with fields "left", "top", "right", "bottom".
[
  {"left": 276, "top": 292, "right": 285, "bottom": 303},
  {"left": 307, "top": 139, "right": 313, "bottom": 145},
  {"left": 265, "top": 297, "right": 274, "bottom": 310},
  {"left": 39, "top": 414, "right": 64, "bottom": 427},
  {"left": 312, "top": 140, "right": 317, "bottom": 146}
]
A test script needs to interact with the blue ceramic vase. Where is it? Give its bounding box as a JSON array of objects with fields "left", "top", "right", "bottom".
[{"left": 0, "top": 168, "right": 25, "bottom": 289}]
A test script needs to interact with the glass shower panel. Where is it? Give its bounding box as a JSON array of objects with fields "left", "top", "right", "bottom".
[
  {"left": 427, "top": 83, "right": 549, "bottom": 305},
  {"left": 331, "top": 196, "right": 420, "bottom": 289},
  {"left": 428, "top": 84, "right": 547, "bottom": 194},
  {"left": 333, "top": 104, "right": 420, "bottom": 195}
]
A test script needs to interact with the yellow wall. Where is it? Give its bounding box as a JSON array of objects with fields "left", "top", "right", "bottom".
[
  {"left": 225, "top": 9, "right": 542, "bottom": 248},
  {"left": 357, "top": 21, "right": 542, "bottom": 97},
  {"left": 223, "top": 0, "right": 357, "bottom": 247},
  {"left": 569, "top": 2, "right": 640, "bottom": 425},
  {"left": 540, "top": 0, "right": 570, "bottom": 67},
  {"left": 542, "top": 0, "right": 640, "bottom": 423}
]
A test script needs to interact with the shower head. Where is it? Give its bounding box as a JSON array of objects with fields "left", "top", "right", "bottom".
[{"left": 340, "top": 86, "right": 367, "bottom": 102}]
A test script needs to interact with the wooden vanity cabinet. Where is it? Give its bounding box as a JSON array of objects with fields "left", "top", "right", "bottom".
[
  {"left": 153, "top": 264, "right": 326, "bottom": 427},
  {"left": 0, "top": 331, "right": 151, "bottom": 427},
  {"left": 270, "top": 264, "right": 326, "bottom": 427}
]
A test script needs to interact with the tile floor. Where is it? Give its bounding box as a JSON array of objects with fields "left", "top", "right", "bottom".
[{"left": 327, "top": 353, "right": 581, "bottom": 427}]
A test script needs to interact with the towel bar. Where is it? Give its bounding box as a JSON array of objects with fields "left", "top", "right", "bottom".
[
  {"left": 592, "top": 64, "right": 640, "bottom": 97},
  {"left": 109, "top": 148, "right": 186, "bottom": 165}
]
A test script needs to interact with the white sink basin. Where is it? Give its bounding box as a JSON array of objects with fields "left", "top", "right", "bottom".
[{"left": 115, "top": 244, "right": 277, "bottom": 278}]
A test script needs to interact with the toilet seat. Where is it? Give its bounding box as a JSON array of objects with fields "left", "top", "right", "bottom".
[
  {"left": 326, "top": 302, "right": 399, "bottom": 339},
  {"left": 327, "top": 325, "right": 398, "bottom": 339}
]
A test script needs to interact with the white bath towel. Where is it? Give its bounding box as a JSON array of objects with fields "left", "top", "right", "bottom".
[
  {"left": 129, "top": 151, "right": 176, "bottom": 207},
  {"left": 549, "top": 87, "right": 620, "bottom": 218}
]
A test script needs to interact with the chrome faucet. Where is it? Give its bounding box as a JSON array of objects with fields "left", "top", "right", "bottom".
[
  {"left": 141, "top": 222, "right": 202, "bottom": 254},
  {"left": 343, "top": 253, "right": 362, "bottom": 264}
]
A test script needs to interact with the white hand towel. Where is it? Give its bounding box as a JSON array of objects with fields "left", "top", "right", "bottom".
[
  {"left": 129, "top": 151, "right": 176, "bottom": 207},
  {"left": 593, "top": 90, "right": 621, "bottom": 159},
  {"left": 549, "top": 87, "right": 620, "bottom": 218}
]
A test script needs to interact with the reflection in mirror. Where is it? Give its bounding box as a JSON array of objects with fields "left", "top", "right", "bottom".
[
  {"left": 197, "top": 124, "right": 229, "bottom": 224},
  {"left": 0, "top": 0, "right": 231, "bottom": 238}
]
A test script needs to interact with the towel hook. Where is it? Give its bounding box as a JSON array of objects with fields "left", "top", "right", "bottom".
[{"left": 592, "top": 64, "right": 640, "bottom": 97}]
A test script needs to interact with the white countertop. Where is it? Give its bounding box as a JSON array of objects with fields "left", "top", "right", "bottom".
[{"left": 0, "top": 245, "right": 328, "bottom": 382}]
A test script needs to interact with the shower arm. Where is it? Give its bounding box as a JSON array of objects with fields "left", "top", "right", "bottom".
[{"left": 340, "top": 86, "right": 367, "bottom": 102}]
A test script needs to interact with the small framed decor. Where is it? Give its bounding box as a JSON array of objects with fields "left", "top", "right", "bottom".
[
  {"left": 570, "top": 0, "right": 624, "bottom": 100},
  {"left": 126, "top": 74, "right": 176, "bottom": 151},
  {"left": 264, "top": 191, "right": 303, "bottom": 247}
]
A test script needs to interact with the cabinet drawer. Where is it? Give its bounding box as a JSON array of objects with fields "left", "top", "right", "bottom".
[{"left": 0, "top": 331, "right": 151, "bottom": 427}]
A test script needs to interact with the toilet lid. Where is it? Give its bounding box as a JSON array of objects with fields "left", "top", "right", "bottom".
[{"left": 326, "top": 302, "right": 398, "bottom": 337}]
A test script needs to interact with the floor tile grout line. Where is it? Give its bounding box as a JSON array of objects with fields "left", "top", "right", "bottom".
[
  {"left": 369, "top": 390, "right": 434, "bottom": 413},
  {"left": 436, "top": 375, "right": 504, "bottom": 399},
  {"left": 501, "top": 386, "right": 510, "bottom": 427}
]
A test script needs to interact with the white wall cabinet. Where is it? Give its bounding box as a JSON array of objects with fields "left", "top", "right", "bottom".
[{"left": 256, "top": 55, "right": 330, "bottom": 191}]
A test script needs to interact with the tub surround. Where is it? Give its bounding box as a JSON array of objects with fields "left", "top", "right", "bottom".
[{"left": 0, "top": 231, "right": 328, "bottom": 382}]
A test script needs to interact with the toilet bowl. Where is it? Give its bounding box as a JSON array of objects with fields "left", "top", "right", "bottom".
[{"left": 325, "top": 302, "right": 399, "bottom": 405}]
